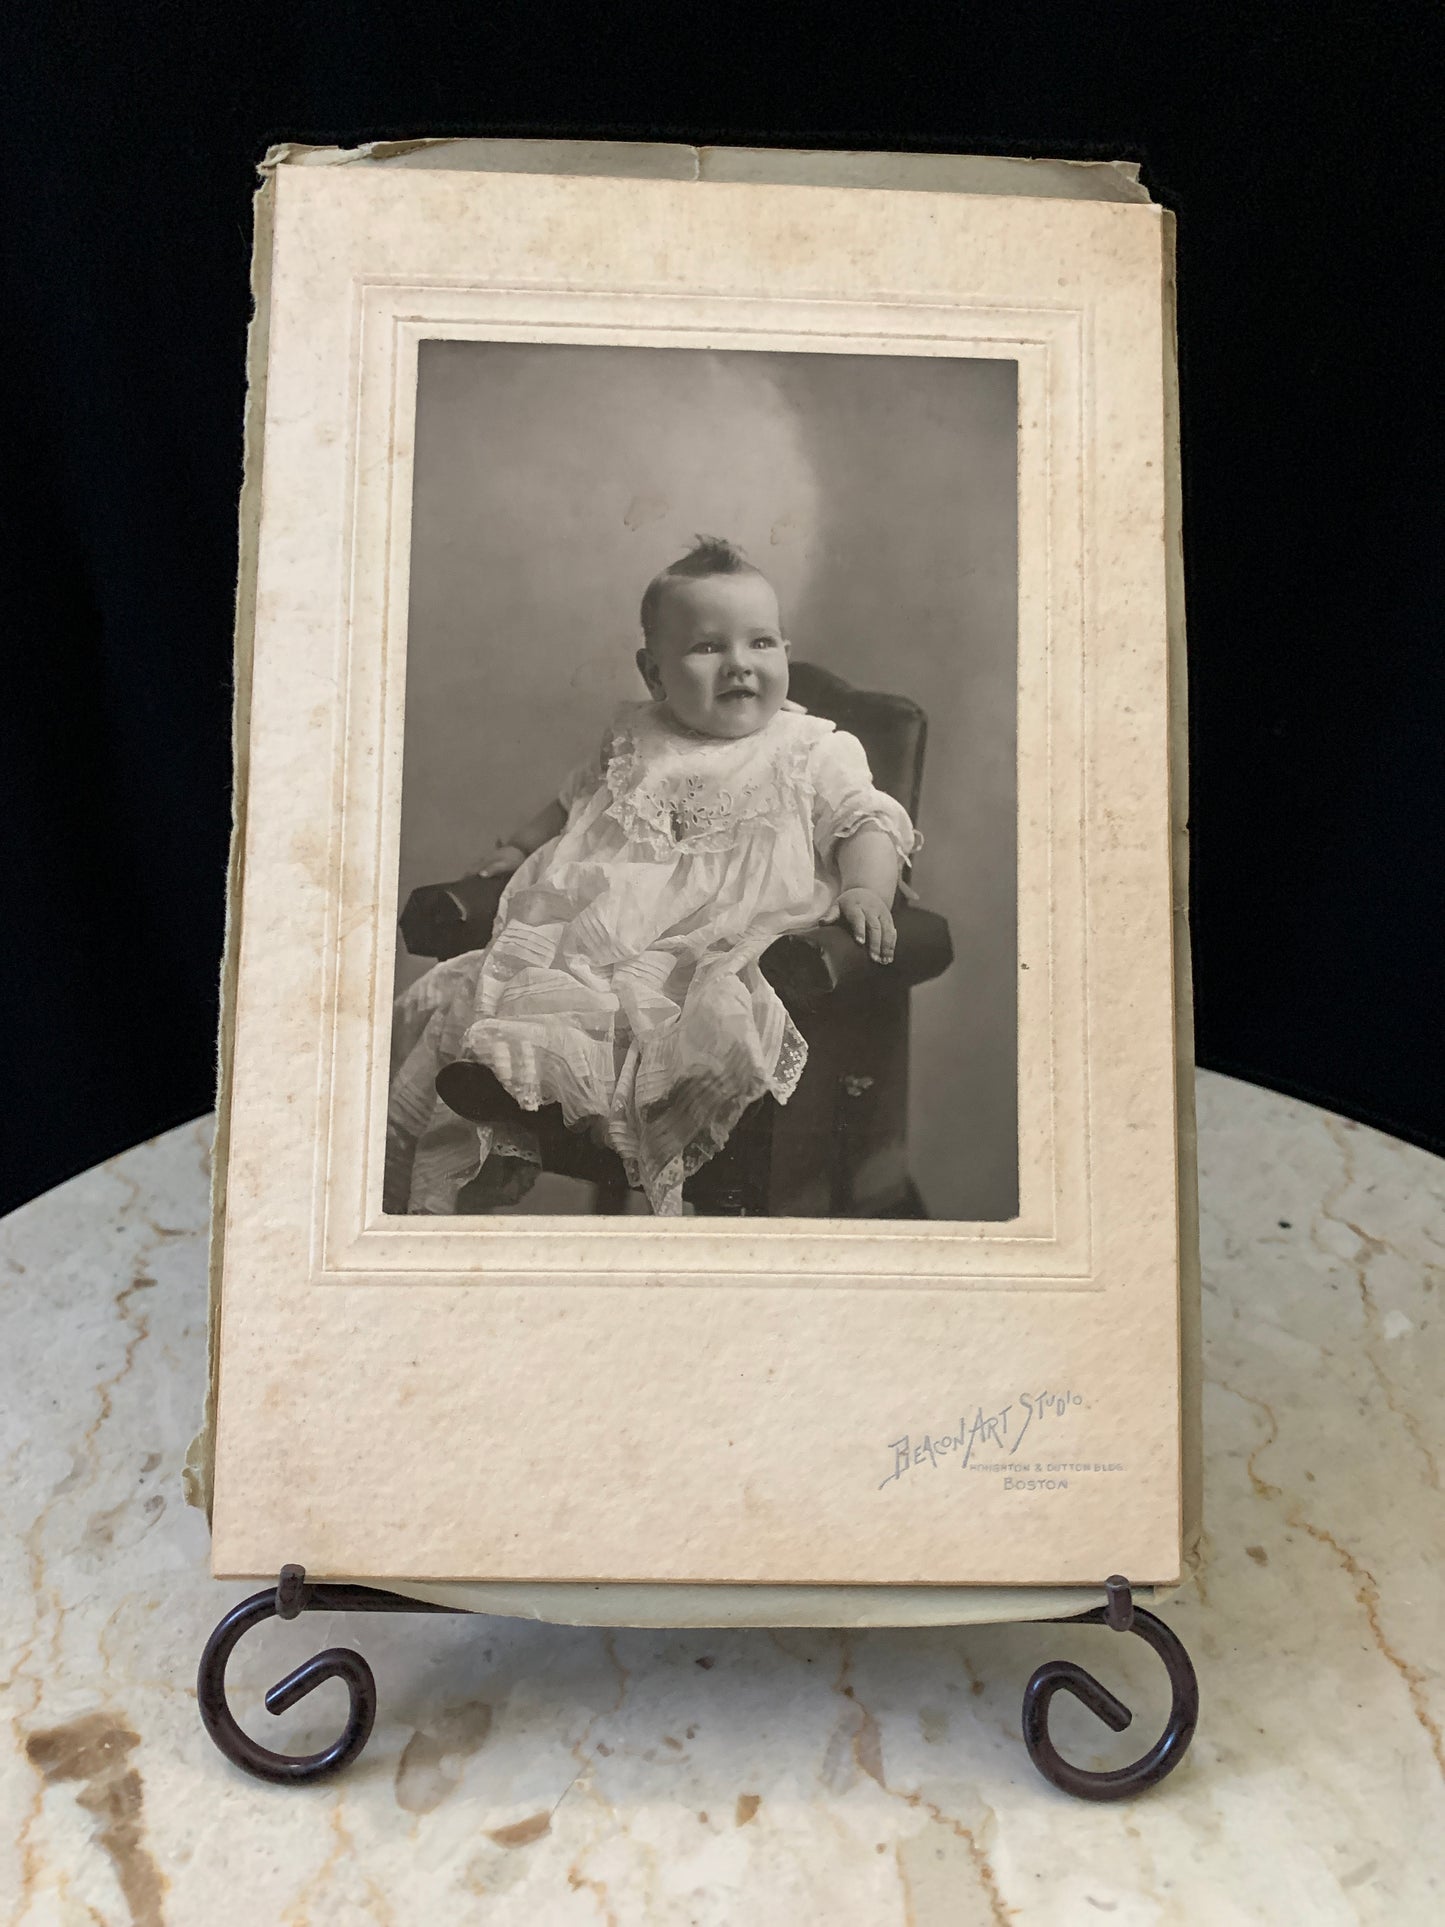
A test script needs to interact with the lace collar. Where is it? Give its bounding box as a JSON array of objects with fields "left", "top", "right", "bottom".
[{"left": 603, "top": 702, "right": 828, "bottom": 854}]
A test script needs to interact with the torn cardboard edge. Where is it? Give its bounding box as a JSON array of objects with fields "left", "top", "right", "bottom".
[
  {"left": 260, "top": 136, "right": 1153, "bottom": 203},
  {"left": 189, "top": 139, "right": 1198, "bottom": 1631},
  {"left": 183, "top": 161, "right": 274, "bottom": 1526}
]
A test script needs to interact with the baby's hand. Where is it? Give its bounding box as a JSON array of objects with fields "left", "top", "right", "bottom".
[
  {"left": 823, "top": 887, "right": 896, "bottom": 964},
  {"left": 473, "top": 843, "right": 526, "bottom": 878}
]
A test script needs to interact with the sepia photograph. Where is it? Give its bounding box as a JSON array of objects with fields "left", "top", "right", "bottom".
[
  {"left": 386, "top": 340, "right": 1019, "bottom": 1221},
  {"left": 202, "top": 158, "right": 1189, "bottom": 1594}
]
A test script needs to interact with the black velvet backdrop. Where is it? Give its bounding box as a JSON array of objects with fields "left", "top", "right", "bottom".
[{"left": 1, "top": 3, "right": 1440, "bottom": 1215}]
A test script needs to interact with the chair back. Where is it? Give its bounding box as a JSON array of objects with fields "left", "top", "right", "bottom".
[{"left": 787, "top": 661, "right": 928, "bottom": 829}]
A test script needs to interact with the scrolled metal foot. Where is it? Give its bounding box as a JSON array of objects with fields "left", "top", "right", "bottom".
[
  {"left": 1022, "top": 1576, "right": 1199, "bottom": 1802},
  {"left": 198, "top": 1566, "right": 459, "bottom": 1784}
]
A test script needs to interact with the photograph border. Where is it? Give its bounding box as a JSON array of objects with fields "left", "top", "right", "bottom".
[
  {"left": 315, "top": 283, "right": 1090, "bottom": 1284},
  {"left": 211, "top": 167, "right": 1186, "bottom": 1587}
]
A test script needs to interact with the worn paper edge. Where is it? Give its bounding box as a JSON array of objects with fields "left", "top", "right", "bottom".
[
  {"left": 1163, "top": 209, "right": 1206, "bottom": 1579},
  {"left": 260, "top": 135, "right": 1152, "bottom": 204},
  {"left": 192, "top": 143, "right": 1193, "bottom": 1629},
  {"left": 183, "top": 171, "right": 274, "bottom": 1518}
]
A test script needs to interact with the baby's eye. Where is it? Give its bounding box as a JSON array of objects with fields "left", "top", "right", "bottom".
[
  {"left": 750, "top": 635, "right": 780, "bottom": 649},
  {"left": 689, "top": 639, "right": 723, "bottom": 654}
]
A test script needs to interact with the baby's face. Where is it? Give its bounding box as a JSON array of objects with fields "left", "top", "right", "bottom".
[{"left": 638, "top": 573, "right": 790, "bottom": 739}]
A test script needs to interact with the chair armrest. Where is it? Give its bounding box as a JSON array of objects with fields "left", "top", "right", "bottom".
[
  {"left": 762, "top": 904, "right": 954, "bottom": 1012},
  {"left": 401, "top": 877, "right": 955, "bottom": 1003},
  {"left": 398, "top": 871, "right": 514, "bottom": 960}
]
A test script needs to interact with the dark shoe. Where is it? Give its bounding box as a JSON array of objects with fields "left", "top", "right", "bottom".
[{"left": 456, "top": 1153, "right": 540, "bottom": 1212}]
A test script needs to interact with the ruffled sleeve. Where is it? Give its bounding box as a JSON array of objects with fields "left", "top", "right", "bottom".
[
  {"left": 809, "top": 726, "right": 920, "bottom": 864},
  {"left": 557, "top": 716, "right": 625, "bottom": 813},
  {"left": 557, "top": 755, "right": 598, "bottom": 813}
]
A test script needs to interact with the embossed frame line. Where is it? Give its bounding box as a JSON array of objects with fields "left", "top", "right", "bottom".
[{"left": 316, "top": 281, "right": 1092, "bottom": 1286}]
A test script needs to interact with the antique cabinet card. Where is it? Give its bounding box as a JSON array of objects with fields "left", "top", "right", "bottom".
[{"left": 202, "top": 142, "right": 1198, "bottom": 1599}]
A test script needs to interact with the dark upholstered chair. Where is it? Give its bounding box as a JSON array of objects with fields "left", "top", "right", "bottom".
[{"left": 398, "top": 663, "right": 953, "bottom": 1216}]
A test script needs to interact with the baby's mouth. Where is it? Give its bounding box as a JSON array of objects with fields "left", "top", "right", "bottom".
[{"left": 719, "top": 688, "right": 757, "bottom": 701}]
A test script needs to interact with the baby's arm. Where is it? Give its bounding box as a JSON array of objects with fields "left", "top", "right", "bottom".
[
  {"left": 474, "top": 720, "right": 619, "bottom": 874},
  {"left": 823, "top": 826, "right": 901, "bottom": 965},
  {"left": 473, "top": 797, "right": 567, "bottom": 877}
]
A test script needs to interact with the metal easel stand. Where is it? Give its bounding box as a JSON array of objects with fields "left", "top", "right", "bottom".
[
  {"left": 1021, "top": 1575, "right": 1198, "bottom": 1800},
  {"left": 199, "top": 1567, "right": 1198, "bottom": 1799}
]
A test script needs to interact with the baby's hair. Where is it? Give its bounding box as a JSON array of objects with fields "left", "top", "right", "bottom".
[{"left": 640, "top": 535, "right": 773, "bottom": 648}]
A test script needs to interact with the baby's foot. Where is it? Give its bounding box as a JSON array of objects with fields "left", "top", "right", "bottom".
[{"left": 459, "top": 1153, "right": 540, "bottom": 1212}]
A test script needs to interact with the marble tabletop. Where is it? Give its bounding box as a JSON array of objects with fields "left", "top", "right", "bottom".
[{"left": 2, "top": 1071, "right": 1441, "bottom": 1925}]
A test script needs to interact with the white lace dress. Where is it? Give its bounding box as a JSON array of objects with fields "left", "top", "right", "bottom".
[{"left": 387, "top": 700, "right": 918, "bottom": 1216}]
